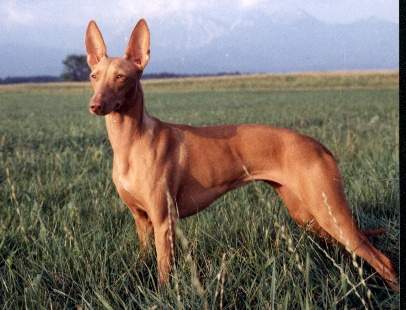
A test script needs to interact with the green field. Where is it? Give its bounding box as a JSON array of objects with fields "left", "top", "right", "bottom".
[{"left": 0, "top": 71, "right": 399, "bottom": 308}]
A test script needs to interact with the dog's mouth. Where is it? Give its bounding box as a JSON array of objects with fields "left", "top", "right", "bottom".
[
  {"left": 89, "top": 106, "right": 107, "bottom": 116},
  {"left": 113, "top": 101, "right": 123, "bottom": 111},
  {"left": 89, "top": 101, "right": 123, "bottom": 115}
]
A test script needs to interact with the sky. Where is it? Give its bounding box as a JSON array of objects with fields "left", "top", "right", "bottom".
[
  {"left": 0, "top": 0, "right": 399, "bottom": 77},
  {"left": 1, "top": 0, "right": 398, "bottom": 31}
]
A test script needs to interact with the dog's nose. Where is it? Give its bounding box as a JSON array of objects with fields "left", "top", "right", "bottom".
[
  {"left": 90, "top": 102, "right": 102, "bottom": 113},
  {"left": 89, "top": 93, "right": 104, "bottom": 114}
]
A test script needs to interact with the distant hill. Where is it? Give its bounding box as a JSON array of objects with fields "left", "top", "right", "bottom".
[
  {"left": 145, "top": 11, "right": 398, "bottom": 74},
  {"left": 0, "top": 9, "right": 398, "bottom": 77}
]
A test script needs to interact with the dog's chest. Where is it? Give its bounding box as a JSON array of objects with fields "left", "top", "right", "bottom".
[
  {"left": 117, "top": 174, "right": 132, "bottom": 194},
  {"left": 112, "top": 168, "right": 145, "bottom": 209},
  {"left": 112, "top": 153, "right": 162, "bottom": 206}
]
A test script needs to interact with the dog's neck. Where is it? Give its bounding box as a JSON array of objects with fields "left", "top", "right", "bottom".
[{"left": 105, "top": 82, "right": 155, "bottom": 159}]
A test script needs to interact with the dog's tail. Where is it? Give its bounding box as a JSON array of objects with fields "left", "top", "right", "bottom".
[{"left": 362, "top": 228, "right": 386, "bottom": 237}]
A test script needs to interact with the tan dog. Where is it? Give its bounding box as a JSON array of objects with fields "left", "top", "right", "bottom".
[{"left": 85, "top": 19, "right": 398, "bottom": 290}]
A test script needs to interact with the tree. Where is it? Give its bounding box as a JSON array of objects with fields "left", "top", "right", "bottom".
[{"left": 61, "top": 54, "right": 90, "bottom": 81}]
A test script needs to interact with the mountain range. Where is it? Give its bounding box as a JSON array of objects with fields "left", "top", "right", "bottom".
[{"left": 0, "top": 9, "right": 398, "bottom": 77}]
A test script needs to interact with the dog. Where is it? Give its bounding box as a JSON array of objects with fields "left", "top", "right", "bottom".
[{"left": 85, "top": 19, "right": 398, "bottom": 290}]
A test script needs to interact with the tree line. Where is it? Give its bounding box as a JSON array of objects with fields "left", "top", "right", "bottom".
[{"left": 0, "top": 54, "right": 240, "bottom": 84}]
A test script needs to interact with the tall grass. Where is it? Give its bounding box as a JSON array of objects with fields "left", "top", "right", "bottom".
[{"left": 0, "top": 72, "right": 399, "bottom": 308}]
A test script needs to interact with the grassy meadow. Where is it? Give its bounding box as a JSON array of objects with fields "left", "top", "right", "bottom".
[{"left": 0, "top": 71, "right": 399, "bottom": 309}]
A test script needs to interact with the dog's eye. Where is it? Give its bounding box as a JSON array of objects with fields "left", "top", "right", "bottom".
[
  {"left": 90, "top": 74, "right": 97, "bottom": 79},
  {"left": 116, "top": 74, "right": 125, "bottom": 80}
]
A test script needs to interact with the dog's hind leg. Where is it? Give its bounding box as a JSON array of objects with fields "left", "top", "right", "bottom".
[
  {"left": 293, "top": 159, "right": 399, "bottom": 290},
  {"left": 311, "top": 192, "right": 398, "bottom": 290},
  {"left": 271, "top": 183, "right": 330, "bottom": 239}
]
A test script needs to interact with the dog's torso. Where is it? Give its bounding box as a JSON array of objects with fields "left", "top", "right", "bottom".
[{"left": 111, "top": 118, "right": 328, "bottom": 218}]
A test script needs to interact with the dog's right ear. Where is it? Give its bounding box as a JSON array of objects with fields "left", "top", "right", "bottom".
[
  {"left": 85, "top": 20, "right": 107, "bottom": 69},
  {"left": 125, "top": 19, "right": 150, "bottom": 71}
]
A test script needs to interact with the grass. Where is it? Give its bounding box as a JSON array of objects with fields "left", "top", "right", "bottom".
[{"left": 0, "top": 71, "right": 399, "bottom": 309}]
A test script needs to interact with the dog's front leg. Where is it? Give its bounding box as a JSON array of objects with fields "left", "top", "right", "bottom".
[
  {"left": 149, "top": 195, "right": 177, "bottom": 285},
  {"left": 154, "top": 219, "right": 175, "bottom": 285},
  {"left": 131, "top": 208, "right": 154, "bottom": 254}
]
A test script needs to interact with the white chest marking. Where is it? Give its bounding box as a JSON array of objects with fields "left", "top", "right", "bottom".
[{"left": 118, "top": 175, "right": 132, "bottom": 193}]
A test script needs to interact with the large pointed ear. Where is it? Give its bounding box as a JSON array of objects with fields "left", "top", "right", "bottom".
[
  {"left": 85, "top": 20, "right": 107, "bottom": 69},
  {"left": 125, "top": 19, "right": 150, "bottom": 70}
]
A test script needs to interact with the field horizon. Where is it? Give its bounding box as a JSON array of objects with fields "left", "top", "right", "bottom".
[
  {"left": 0, "top": 71, "right": 399, "bottom": 308},
  {"left": 0, "top": 69, "right": 398, "bottom": 90}
]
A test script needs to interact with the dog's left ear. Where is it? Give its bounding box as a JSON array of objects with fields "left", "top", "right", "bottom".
[
  {"left": 125, "top": 19, "right": 150, "bottom": 71},
  {"left": 85, "top": 20, "right": 107, "bottom": 69}
]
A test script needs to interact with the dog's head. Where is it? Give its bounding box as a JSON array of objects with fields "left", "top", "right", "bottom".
[{"left": 85, "top": 19, "right": 150, "bottom": 115}]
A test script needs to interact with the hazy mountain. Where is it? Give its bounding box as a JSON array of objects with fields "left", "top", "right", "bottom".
[
  {"left": 146, "top": 11, "right": 398, "bottom": 74},
  {"left": 0, "top": 9, "right": 398, "bottom": 77}
]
